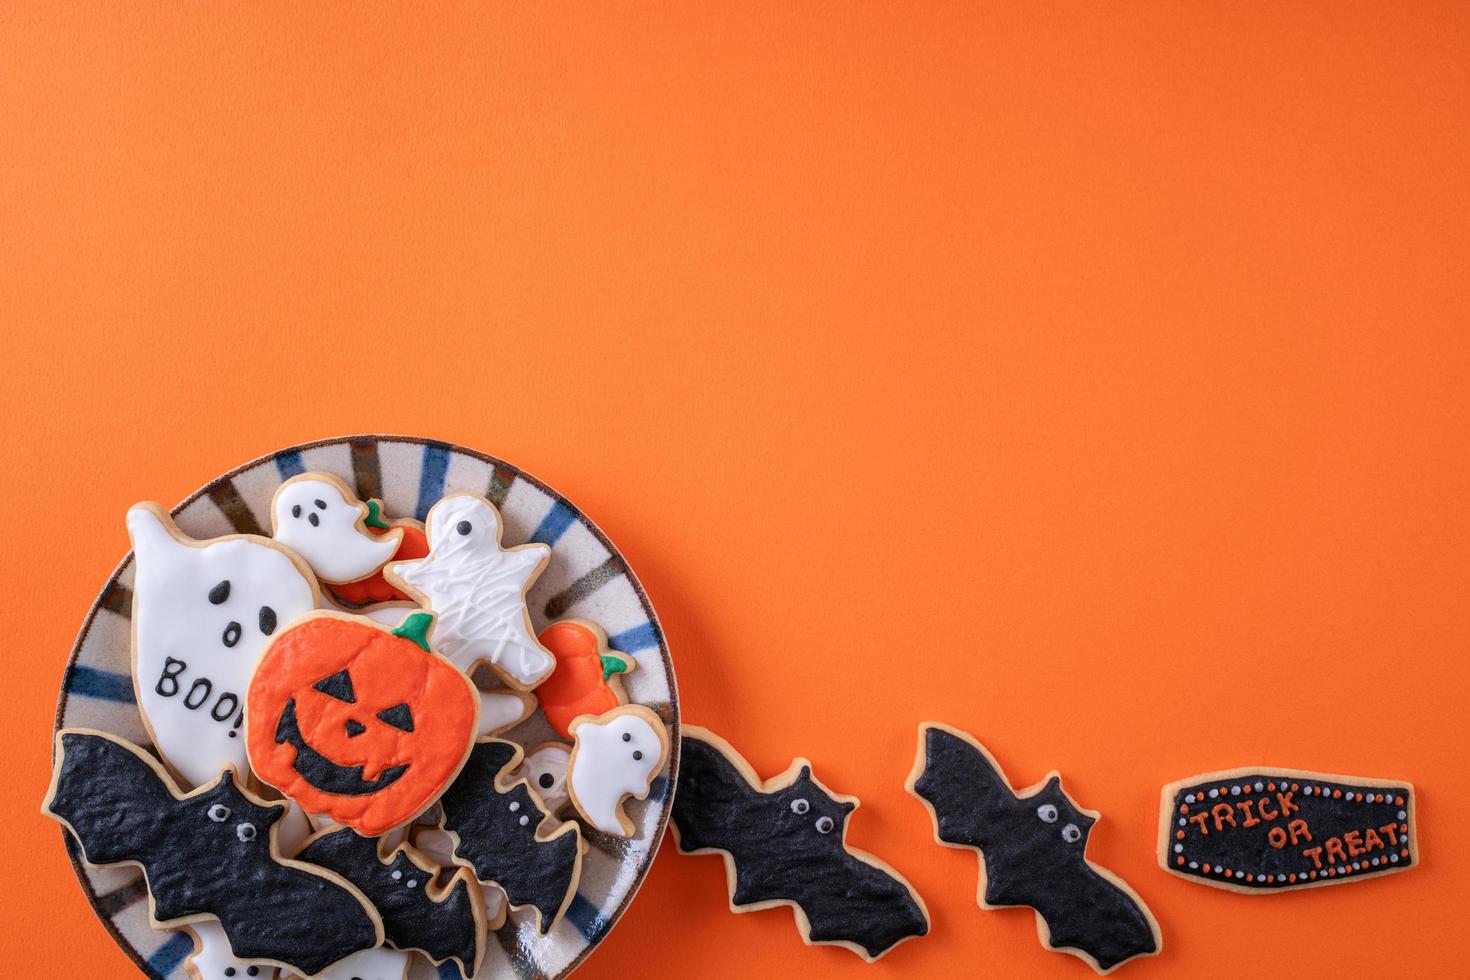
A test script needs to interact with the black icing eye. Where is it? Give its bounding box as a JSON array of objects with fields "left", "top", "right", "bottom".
[
  {"left": 815, "top": 816, "right": 835, "bottom": 834},
  {"left": 207, "top": 804, "right": 230, "bottom": 822},
  {"left": 345, "top": 720, "right": 366, "bottom": 737},
  {"left": 314, "top": 670, "right": 356, "bottom": 703},
  {"left": 539, "top": 773, "right": 555, "bottom": 789},
  {"left": 1061, "top": 823, "right": 1082, "bottom": 843},
  {"left": 308, "top": 511, "right": 320, "bottom": 527},
  {"left": 236, "top": 822, "right": 257, "bottom": 842},
  {"left": 1037, "top": 804, "right": 1059, "bottom": 823},
  {"left": 314, "top": 498, "right": 327, "bottom": 509},
  {"left": 291, "top": 504, "right": 301, "bottom": 518},
  {"left": 633, "top": 750, "right": 643, "bottom": 761},
  {"left": 247, "top": 969, "right": 260, "bottom": 978},
  {"left": 456, "top": 520, "right": 472, "bottom": 535},
  {"left": 790, "top": 799, "right": 809, "bottom": 815},
  {"left": 377, "top": 703, "right": 414, "bottom": 732},
  {"left": 258, "top": 606, "right": 277, "bottom": 635},
  {"left": 208, "top": 580, "right": 230, "bottom": 605},
  {"left": 622, "top": 732, "right": 632, "bottom": 742},
  {"left": 222, "top": 622, "right": 242, "bottom": 648},
  {"left": 224, "top": 970, "right": 235, "bottom": 978}
]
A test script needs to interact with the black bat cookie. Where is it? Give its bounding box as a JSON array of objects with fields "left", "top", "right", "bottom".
[
  {"left": 908, "top": 723, "right": 1161, "bottom": 974},
  {"left": 436, "top": 738, "right": 583, "bottom": 933},
  {"left": 296, "top": 827, "right": 483, "bottom": 977},
  {"left": 670, "top": 726, "right": 929, "bottom": 962},
  {"left": 43, "top": 729, "right": 381, "bottom": 977}
]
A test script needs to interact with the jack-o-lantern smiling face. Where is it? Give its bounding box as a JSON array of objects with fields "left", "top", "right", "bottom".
[{"left": 246, "top": 611, "right": 478, "bottom": 836}]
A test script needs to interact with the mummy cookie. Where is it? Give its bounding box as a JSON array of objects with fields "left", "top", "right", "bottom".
[
  {"left": 908, "top": 723, "right": 1161, "bottom": 974},
  {"left": 567, "top": 705, "right": 668, "bottom": 837},
  {"left": 296, "top": 827, "right": 484, "bottom": 976},
  {"left": 271, "top": 473, "right": 404, "bottom": 584},
  {"left": 127, "top": 502, "right": 320, "bottom": 790},
  {"left": 436, "top": 739, "right": 584, "bottom": 933},
  {"left": 536, "top": 620, "right": 634, "bottom": 740},
  {"left": 330, "top": 499, "right": 429, "bottom": 606},
  {"left": 671, "top": 727, "right": 929, "bottom": 962},
  {"left": 517, "top": 743, "right": 572, "bottom": 814},
  {"left": 186, "top": 921, "right": 276, "bottom": 980},
  {"left": 1160, "top": 768, "right": 1417, "bottom": 891},
  {"left": 43, "top": 730, "right": 381, "bottom": 977},
  {"left": 246, "top": 611, "right": 479, "bottom": 837},
  {"left": 385, "top": 494, "right": 555, "bottom": 691}
]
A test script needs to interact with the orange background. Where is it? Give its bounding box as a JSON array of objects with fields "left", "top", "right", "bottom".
[{"left": 2, "top": 3, "right": 1467, "bottom": 978}]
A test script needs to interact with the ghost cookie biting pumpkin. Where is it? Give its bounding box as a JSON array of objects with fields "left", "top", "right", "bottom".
[
  {"left": 270, "top": 472, "right": 404, "bottom": 585},
  {"left": 567, "top": 705, "right": 669, "bottom": 837},
  {"left": 536, "top": 619, "right": 634, "bottom": 740}
]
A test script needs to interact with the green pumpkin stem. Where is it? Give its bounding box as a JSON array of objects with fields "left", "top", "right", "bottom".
[
  {"left": 391, "top": 612, "right": 435, "bottom": 652},
  {"left": 363, "top": 499, "right": 392, "bottom": 530},
  {"left": 600, "top": 654, "right": 630, "bottom": 680}
]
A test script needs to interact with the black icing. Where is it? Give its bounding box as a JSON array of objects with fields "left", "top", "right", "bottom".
[
  {"left": 44, "top": 731, "right": 378, "bottom": 976},
  {"left": 456, "top": 521, "right": 472, "bottom": 535},
  {"left": 308, "top": 512, "right": 320, "bottom": 527},
  {"left": 672, "top": 733, "right": 929, "bottom": 960},
  {"left": 258, "top": 606, "right": 277, "bottom": 636},
  {"left": 437, "top": 739, "right": 581, "bottom": 933},
  {"left": 376, "top": 704, "right": 414, "bottom": 733},
  {"left": 314, "top": 670, "right": 357, "bottom": 704},
  {"left": 274, "top": 698, "right": 407, "bottom": 796},
  {"left": 208, "top": 581, "right": 230, "bottom": 605},
  {"left": 1165, "top": 772, "right": 1414, "bottom": 888},
  {"left": 912, "top": 726, "right": 1157, "bottom": 972},
  {"left": 296, "top": 828, "right": 481, "bottom": 976},
  {"left": 222, "top": 622, "right": 241, "bottom": 648}
]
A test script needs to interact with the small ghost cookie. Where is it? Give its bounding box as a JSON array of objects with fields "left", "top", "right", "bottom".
[
  {"left": 330, "top": 499, "right": 430, "bottom": 606},
  {"left": 315, "top": 946, "right": 411, "bottom": 980},
  {"left": 185, "top": 921, "right": 276, "bottom": 980},
  {"left": 535, "top": 619, "right": 634, "bottom": 740},
  {"left": 516, "top": 742, "right": 572, "bottom": 814},
  {"left": 271, "top": 472, "right": 404, "bottom": 585},
  {"left": 567, "top": 705, "right": 669, "bottom": 837}
]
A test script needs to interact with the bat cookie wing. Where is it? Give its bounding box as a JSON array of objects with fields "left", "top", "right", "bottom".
[
  {"left": 907, "top": 722, "right": 1161, "bottom": 975},
  {"left": 671, "top": 726, "right": 929, "bottom": 962}
]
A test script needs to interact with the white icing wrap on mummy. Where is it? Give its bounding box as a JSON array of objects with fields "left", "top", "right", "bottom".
[
  {"left": 314, "top": 945, "right": 410, "bottom": 980},
  {"left": 386, "top": 494, "right": 555, "bottom": 690},
  {"left": 567, "top": 706, "right": 669, "bottom": 836},
  {"left": 127, "top": 504, "right": 319, "bottom": 790},
  {"left": 186, "top": 921, "right": 277, "bottom": 980},
  {"left": 517, "top": 743, "right": 572, "bottom": 813},
  {"left": 270, "top": 474, "right": 402, "bottom": 584}
]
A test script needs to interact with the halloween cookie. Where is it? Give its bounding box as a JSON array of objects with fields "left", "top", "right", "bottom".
[
  {"left": 567, "top": 705, "right": 669, "bottom": 837},
  {"left": 271, "top": 472, "right": 404, "bottom": 585},
  {"left": 516, "top": 742, "right": 573, "bottom": 814},
  {"left": 535, "top": 619, "right": 634, "bottom": 740},
  {"left": 185, "top": 921, "right": 276, "bottom": 980},
  {"left": 126, "top": 503, "right": 320, "bottom": 791},
  {"left": 671, "top": 727, "right": 929, "bottom": 962},
  {"left": 43, "top": 729, "right": 382, "bottom": 977},
  {"left": 1159, "top": 767, "right": 1417, "bottom": 891},
  {"left": 245, "top": 611, "right": 479, "bottom": 837},
  {"left": 384, "top": 493, "right": 555, "bottom": 691},
  {"left": 436, "top": 738, "right": 584, "bottom": 933},
  {"left": 409, "top": 827, "right": 510, "bottom": 930},
  {"left": 330, "top": 499, "right": 429, "bottom": 606},
  {"left": 296, "top": 827, "right": 484, "bottom": 976},
  {"left": 908, "top": 723, "right": 1160, "bottom": 974},
  {"left": 315, "top": 946, "right": 411, "bottom": 980}
]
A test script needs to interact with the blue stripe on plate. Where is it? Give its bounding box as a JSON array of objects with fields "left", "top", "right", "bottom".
[
  {"left": 274, "top": 450, "right": 305, "bottom": 479},
  {"left": 563, "top": 892, "right": 611, "bottom": 945},
  {"left": 528, "top": 500, "right": 577, "bottom": 546},
  {"left": 67, "top": 666, "right": 135, "bottom": 703},
  {"left": 608, "top": 622, "right": 658, "bottom": 654},
  {"left": 437, "top": 962, "right": 461, "bottom": 980},
  {"left": 146, "top": 931, "right": 193, "bottom": 977},
  {"left": 416, "top": 442, "right": 452, "bottom": 521},
  {"left": 649, "top": 775, "right": 670, "bottom": 802}
]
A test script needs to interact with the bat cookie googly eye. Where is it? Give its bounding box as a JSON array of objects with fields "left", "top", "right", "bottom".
[
  {"left": 815, "top": 816, "right": 835, "bottom": 834},
  {"left": 1061, "top": 823, "right": 1082, "bottom": 843},
  {"left": 235, "top": 822, "right": 257, "bottom": 842},
  {"left": 1036, "top": 803, "right": 1058, "bottom": 823},
  {"left": 790, "top": 798, "right": 810, "bottom": 814},
  {"left": 207, "top": 804, "right": 231, "bottom": 822}
]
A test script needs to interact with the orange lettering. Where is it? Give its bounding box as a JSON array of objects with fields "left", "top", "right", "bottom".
[
  {"left": 1344, "top": 830, "right": 1365, "bottom": 858},
  {"left": 1288, "top": 819, "right": 1312, "bottom": 845},
  {"left": 1188, "top": 812, "right": 1211, "bottom": 834},
  {"left": 1302, "top": 846, "right": 1324, "bottom": 869},
  {"left": 1212, "top": 803, "right": 1237, "bottom": 832},
  {"left": 1325, "top": 838, "right": 1347, "bottom": 865},
  {"left": 1379, "top": 823, "right": 1400, "bottom": 846},
  {"left": 1258, "top": 797, "right": 1279, "bottom": 821},
  {"left": 1236, "top": 799, "right": 1261, "bottom": 827},
  {"left": 1363, "top": 828, "right": 1384, "bottom": 852},
  {"left": 1276, "top": 791, "right": 1299, "bottom": 817},
  {"left": 1267, "top": 826, "right": 1288, "bottom": 849}
]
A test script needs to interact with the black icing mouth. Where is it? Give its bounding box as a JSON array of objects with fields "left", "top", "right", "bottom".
[{"left": 275, "top": 698, "right": 408, "bottom": 797}]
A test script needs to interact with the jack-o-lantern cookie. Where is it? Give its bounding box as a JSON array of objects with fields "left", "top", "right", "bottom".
[
  {"left": 246, "top": 611, "right": 479, "bottom": 837},
  {"left": 567, "top": 705, "right": 669, "bottom": 837},
  {"left": 535, "top": 620, "right": 634, "bottom": 740}
]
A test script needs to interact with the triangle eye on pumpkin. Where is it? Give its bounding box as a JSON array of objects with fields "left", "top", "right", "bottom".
[
  {"left": 376, "top": 704, "right": 414, "bottom": 732},
  {"left": 313, "top": 670, "right": 356, "bottom": 704}
]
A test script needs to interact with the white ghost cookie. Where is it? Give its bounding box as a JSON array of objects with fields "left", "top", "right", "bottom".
[
  {"left": 517, "top": 743, "right": 573, "bottom": 813},
  {"left": 385, "top": 494, "right": 555, "bottom": 691},
  {"left": 270, "top": 472, "right": 403, "bottom": 584},
  {"left": 185, "top": 921, "right": 277, "bottom": 980},
  {"left": 315, "top": 945, "right": 410, "bottom": 980},
  {"left": 127, "top": 503, "right": 319, "bottom": 790},
  {"left": 567, "top": 706, "right": 669, "bottom": 837}
]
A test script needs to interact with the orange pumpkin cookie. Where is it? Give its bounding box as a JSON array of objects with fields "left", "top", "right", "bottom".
[
  {"left": 331, "top": 500, "right": 430, "bottom": 606},
  {"left": 246, "top": 611, "right": 479, "bottom": 837},
  {"left": 535, "top": 619, "right": 634, "bottom": 740}
]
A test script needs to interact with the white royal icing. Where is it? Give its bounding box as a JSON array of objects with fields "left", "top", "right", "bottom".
[
  {"left": 569, "top": 708, "right": 666, "bottom": 836},
  {"left": 186, "top": 921, "right": 277, "bottom": 980},
  {"left": 127, "top": 505, "right": 317, "bottom": 790},
  {"left": 517, "top": 744, "right": 572, "bottom": 813},
  {"left": 314, "top": 945, "right": 410, "bottom": 980},
  {"left": 477, "top": 689, "right": 532, "bottom": 737},
  {"left": 387, "top": 495, "right": 554, "bottom": 689},
  {"left": 271, "top": 476, "right": 401, "bottom": 583}
]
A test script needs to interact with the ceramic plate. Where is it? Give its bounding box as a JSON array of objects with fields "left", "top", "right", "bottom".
[{"left": 52, "top": 435, "right": 680, "bottom": 979}]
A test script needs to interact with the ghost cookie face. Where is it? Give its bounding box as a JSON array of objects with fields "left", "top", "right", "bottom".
[
  {"left": 567, "top": 706, "right": 669, "bottom": 837},
  {"left": 246, "top": 611, "right": 479, "bottom": 837},
  {"left": 384, "top": 494, "right": 555, "bottom": 691},
  {"left": 517, "top": 742, "right": 573, "bottom": 814},
  {"left": 127, "top": 503, "right": 320, "bottom": 790},
  {"left": 271, "top": 472, "right": 404, "bottom": 584}
]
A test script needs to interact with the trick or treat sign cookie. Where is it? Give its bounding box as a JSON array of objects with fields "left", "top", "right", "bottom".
[{"left": 1159, "top": 768, "right": 1418, "bottom": 891}]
